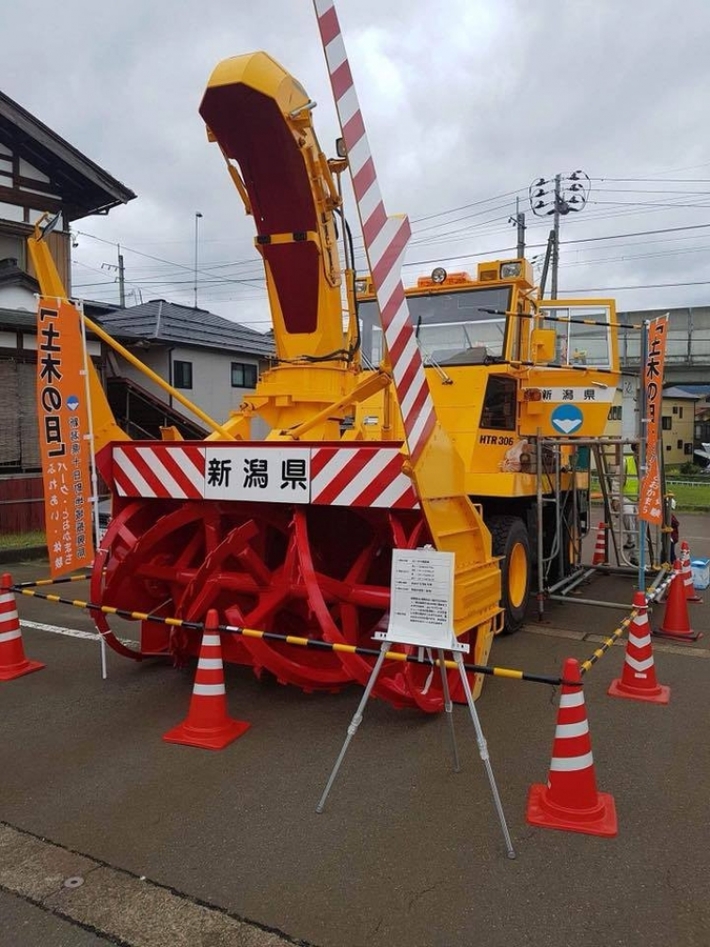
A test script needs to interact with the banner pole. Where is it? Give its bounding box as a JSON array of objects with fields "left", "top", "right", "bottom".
[
  {"left": 638, "top": 320, "right": 649, "bottom": 587},
  {"left": 76, "top": 298, "right": 107, "bottom": 681}
]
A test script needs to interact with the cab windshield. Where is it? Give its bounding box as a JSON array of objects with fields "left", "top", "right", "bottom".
[{"left": 358, "top": 286, "right": 512, "bottom": 367}]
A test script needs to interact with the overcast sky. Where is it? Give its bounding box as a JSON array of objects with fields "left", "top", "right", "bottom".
[{"left": 5, "top": 0, "right": 710, "bottom": 329}]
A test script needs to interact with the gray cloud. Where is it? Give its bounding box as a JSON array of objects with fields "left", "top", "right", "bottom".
[{"left": 4, "top": 0, "right": 710, "bottom": 323}]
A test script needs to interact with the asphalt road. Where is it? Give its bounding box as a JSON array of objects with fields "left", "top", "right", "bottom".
[{"left": 1, "top": 513, "right": 709, "bottom": 947}]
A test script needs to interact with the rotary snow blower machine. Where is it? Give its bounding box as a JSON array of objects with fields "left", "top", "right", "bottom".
[{"left": 28, "top": 25, "right": 619, "bottom": 712}]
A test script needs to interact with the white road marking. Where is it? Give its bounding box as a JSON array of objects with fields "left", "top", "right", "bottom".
[
  {"left": 20, "top": 618, "right": 99, "bottom": 641},
  {"left": 20, "top": 619, "right": 136, "bottom": 647}
]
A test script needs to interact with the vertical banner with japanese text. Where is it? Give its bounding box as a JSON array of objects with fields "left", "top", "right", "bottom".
[
  {"left": 36, "top": 297, "right": 95, "bottom": 576},
  {"left": 639, "top": 315, "right": 668, "bottom": 524}
]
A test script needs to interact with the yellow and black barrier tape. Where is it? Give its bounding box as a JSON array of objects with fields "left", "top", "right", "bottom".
[
  {"left": 580, "top": 612, "right": 635, "bottom": 676},
  {"left": 580, "top": 567, "right": 674, "bottom": 676},
  {"left": 6, "top": 582, "right": 572, "bottom": 687}
]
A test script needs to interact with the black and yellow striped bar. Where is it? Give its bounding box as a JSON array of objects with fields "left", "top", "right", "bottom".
[
  {"left": 15, "top": 574, "right": 92, "bottom": 589},
  {"left": 580, "top": 570, "right": 674, "bottom": 675},
  {"left": 6, "top": 583, "right": 567, "bottom": 687},
  {"left": 482, "top": 307, "right": 644, "bottom": 331}
]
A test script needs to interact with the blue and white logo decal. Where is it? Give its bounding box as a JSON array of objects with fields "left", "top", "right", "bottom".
[
  {"left": 550, "top": 403, "right": 583, "bottom": 434},
  {"left": 66, "top": 394, "right": 80, "bottom": 411}
]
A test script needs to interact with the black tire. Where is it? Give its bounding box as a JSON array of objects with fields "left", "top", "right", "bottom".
[{"left": 488, "top": 515, "right": 531, "bottom": 634}]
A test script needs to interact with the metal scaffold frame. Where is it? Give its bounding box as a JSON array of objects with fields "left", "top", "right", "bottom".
[{"left": 533, "top": 434, "right": 671, "bottom": 620}]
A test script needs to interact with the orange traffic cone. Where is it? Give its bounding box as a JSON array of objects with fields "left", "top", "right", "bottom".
[
  {"left": 654, "top": 560, "right": 701, "bottom": 642},
  {"left": 608, "top": 592, "right": 670, "bottom": 704},
  {"left": 592, "top": 522, "right": 608, "bottom": 566},
  {"left": 526, "top": 657, "right": 617, "bottom": 837},
  {"left": 0, "top": 573, "right": 44, "bottom": 681},
  {"left": 163, "top": 609, "right": 250, "bottom": 749},
  {"left": 680, "top": 541, "right": 702, "bottom": 604}
]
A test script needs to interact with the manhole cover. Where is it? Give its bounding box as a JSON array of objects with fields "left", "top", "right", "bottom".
[{"left": 63, "top": 876, "right": 84, "bottom": 889}]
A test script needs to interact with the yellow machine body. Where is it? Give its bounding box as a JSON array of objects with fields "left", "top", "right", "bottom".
[{"left": 352, "top": 264, "right": 619, "bottom": 499}]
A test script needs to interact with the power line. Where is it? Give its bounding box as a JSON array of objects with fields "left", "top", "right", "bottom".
[
  {"left": 561, "top": 279, "right": 710, "bottom": 293},
  {"left": 74, "top": 231, "right": 265, "bottom": 287},
  {"left": 589, "top": 200, "right": 710, "bottom": 210},
  {"left": 75, "top": 220, "right": 710, "bottom": 291},
  {"left": 591, "top": 177, "right": 710, "bottom": 184},
  {"left": 564, "top": 221, "right": 710, "bottom": 245},
  {"left": 593, "top": 188, "right": 710, "bottom": 195},
  {"left": 558, "top": 244, "right": 710, "bottom": 269}
]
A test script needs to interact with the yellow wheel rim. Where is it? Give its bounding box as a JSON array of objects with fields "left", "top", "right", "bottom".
[{"left": 508, "top": 542, "right": 528, "bottom": 609}]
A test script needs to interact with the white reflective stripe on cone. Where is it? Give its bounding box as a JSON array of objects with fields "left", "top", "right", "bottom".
[
  {"left": 559, "top": 692, "right": 585, "bottom": 708},
  {"left": 550, "top": 751, "right": 594, "bottom": 772},
  {"left": 198, "top": 658, "right": 223, "bottom": 670},
  {"left": 193, "top": 683, "right": 225, "bottom": 696},
  {"left": 201, "top": 634, "right": 221, "bottom": 646},
  {"left": 554, "top": 721, "right": 589, "bottom": 739},
  {"left": 625, "top": 654, "right": 655, "bottom": 673},
  {"left": 0, "top": 629, "right": 21, "bottom": 643},
  {"left": 628, "top": 632, "right": 652, "bottom": 648},
  {"left": 0, "top": 609, "right": 19, "bottom": 623}
]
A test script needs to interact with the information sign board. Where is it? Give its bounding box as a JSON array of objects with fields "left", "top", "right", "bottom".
[{"left": 378, "top": 548, "right": 467, "bottom": 652}]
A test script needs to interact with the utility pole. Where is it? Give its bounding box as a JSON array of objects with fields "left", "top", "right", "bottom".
[
  {"left": 193, "top": 211, "right": 203, "bottom": 309},
  {"left": 529, "top": 171, "right": 590, "bottom": 298},
  {"left": 538, "top": 229, "right": 555, "bottom": 299},
  {"left": 101, "top": 245, "right": 127, "bottom": 307},
  {"left": 510, "top": 197, "right": 526, "bottom": 258},
  {"left": 117, "top": 244, "right": 126, "bottom": 307},
  {"left": 551, "top": 174, "right": 561, "bottom": 299}
]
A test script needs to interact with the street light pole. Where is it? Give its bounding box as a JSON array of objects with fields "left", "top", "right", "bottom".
[{"left": 193, "top": 211, "right": 203, "bottom": 309}]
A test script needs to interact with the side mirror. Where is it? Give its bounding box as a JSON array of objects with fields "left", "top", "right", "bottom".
[{"left": 531, "top": 328, "right": 556, "bottom": 363}]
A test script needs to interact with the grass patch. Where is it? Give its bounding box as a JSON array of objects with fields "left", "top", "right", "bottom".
[
  {"left": 665, "top": 482, "right": 710, "bottom": 512},
  {"left": 0, "top": 530, "right": 46, "bottom": 550},
  {"left": 591, "top": 478, "right": 710, "bottom": 512}
]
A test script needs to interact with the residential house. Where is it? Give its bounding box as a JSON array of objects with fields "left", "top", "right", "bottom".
[
  {"left": 95, "top": 299, "right": 274, "bottom": 438},
  {"left": 660, "top": 387, "right": 698, "bottom": 466},
  {"left": 0, "top": 88, "right": 135, "bottom": 530}
]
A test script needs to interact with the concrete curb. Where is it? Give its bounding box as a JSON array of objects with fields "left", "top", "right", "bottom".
[{"left": 0, "top": 546, "right": 48, "bottom": 565}]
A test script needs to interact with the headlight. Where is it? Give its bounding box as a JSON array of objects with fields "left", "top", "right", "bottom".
[
  {"left": 354, "top": 278, "right": 369, "bottom": 294},
  {"left": 431, "top": 267, "right": 447, "bottom": 284},
  {"left": 500, "top": 261, "right": 522, "bottom": 278}
]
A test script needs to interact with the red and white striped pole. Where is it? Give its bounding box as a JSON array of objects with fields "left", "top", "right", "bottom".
[{"left": 313, "top": 0, "right": 436, "bottom": 462}]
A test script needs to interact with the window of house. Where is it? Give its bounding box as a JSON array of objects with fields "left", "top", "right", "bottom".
[
  {"left": 678, "top": 407, "right": 683, "bottom": 419},
  {"left": 173, "top": 360, "right": 193, "bottom": 389},
  {"left": 677, "top": 439, "right": 683, "bottom": 449},
  {"left": 684, "top": 443, "right": 693, "bottom": 455},
  {"left": 231, "top": 362, "right": 258, "bottom": 389},
  {"left": 661, "top": 416, "right": 672, "bottom": 431},
  {"left": 672, "top": 406, "right": 678, "bottom": 415}
]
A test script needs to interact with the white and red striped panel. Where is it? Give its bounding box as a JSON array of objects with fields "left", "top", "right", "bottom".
[
  {"left": 311, "top": 446, "right": 418, "bottom": 508},
  {"left": 112, "top": 444, "right": 205, "bottom": 500},
  {"left": 313, "top": 0, "right": 436, "bottom": 462},
  {"left": 109, "top": 443, "right": 418, "bottom": 509}
]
